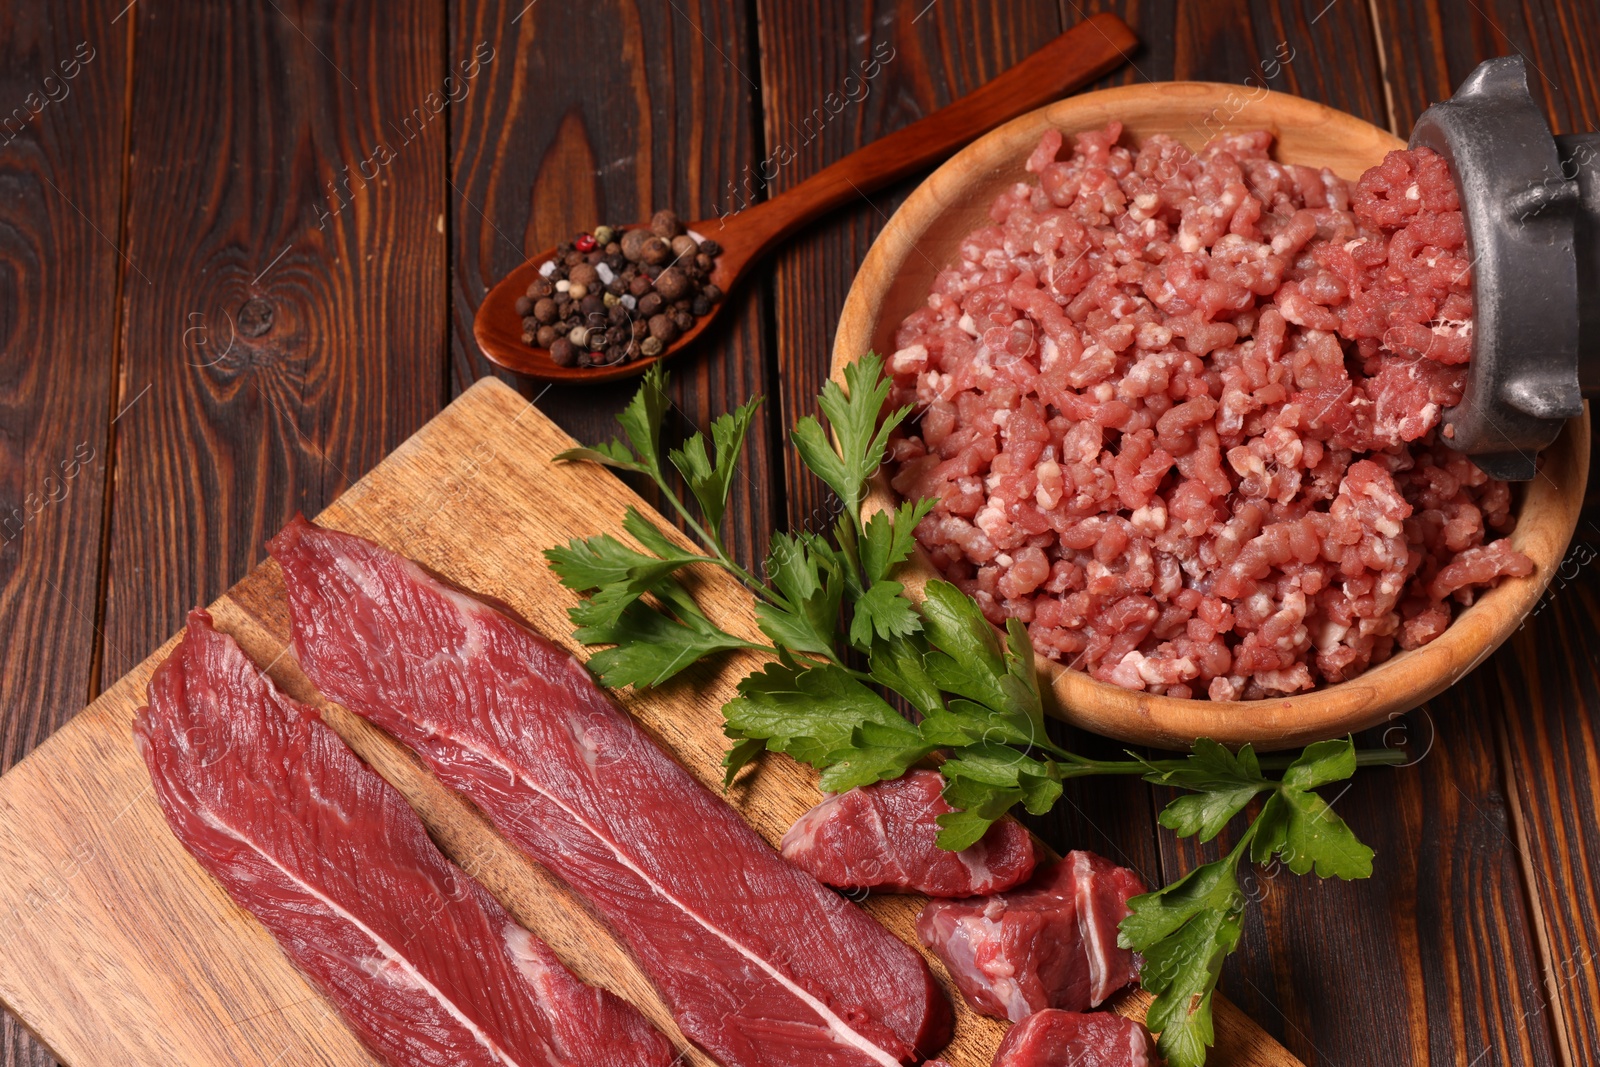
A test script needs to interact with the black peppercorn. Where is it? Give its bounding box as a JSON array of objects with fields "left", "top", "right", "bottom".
[
  {"left": 523, "top": 219, "right": 726, "bottom": 369},
  {"left": 650, "top": 209, "right": 682, "bottom": 239},
  {"left": 648, "top": 314, "right": 679, "bottom": 344},
  {"left": 549, "top": 337, "right": 578, "bottom": 366},
  {"left": 640, "top": 236, "right": 672, "bottom": 266},
  {"left": 654, "top": 267, "right": 690, "bottom": 302},
  {"left": 620, "top": 228, "right": 651, "bottom": 262}
]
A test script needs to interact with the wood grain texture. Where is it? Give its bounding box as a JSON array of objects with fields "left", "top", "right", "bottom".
[
  {"left": 1, "top": 2, "right": 1598, "bottom": 1066},
  {"left": 469, "top": 16, "right": 1135, "bottom": 383},
  {"left": 822, "top": 8, "right": 1572, "bottom": 1066},
  {"left": 1489, "top": 533, "right": 1600, "bottom": 1067},
  {"left": 1373, "top": 7, "right": 1600, "bottom": 1067},
  {"left": 99, "top": 0, "right": 447, "bottom": 684},
  {"left": 0, "top": 2, "right": 130, "bottom": 1063},
  {"left": 754, "top": 0, "right": 1065, "bottom": 535},
  {"left": 0, "top": 380, "right": 1301, "bottom": 1066},
  {"left": 1374, "top": 0, "right": 1600, "bottom": 137},
  {"left": 446, "top": 0, "right": 778, "bottom": 576}
]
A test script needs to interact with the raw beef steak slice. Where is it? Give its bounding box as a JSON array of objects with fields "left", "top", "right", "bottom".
[
  {"left": 269, "top": 516, "right": 953, "bottom": 1067},
  {"left": 136, "top": 609, "right": 676, "bottom": 1067}
]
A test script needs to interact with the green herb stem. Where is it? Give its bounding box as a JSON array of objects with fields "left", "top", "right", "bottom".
[{"left": 553, "top": 355, "right": 1388, "bottom": 1067}]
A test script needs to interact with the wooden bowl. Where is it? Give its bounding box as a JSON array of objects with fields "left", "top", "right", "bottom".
[{"left": 831, "top": 82, "right": 1590, "bottom": 751}]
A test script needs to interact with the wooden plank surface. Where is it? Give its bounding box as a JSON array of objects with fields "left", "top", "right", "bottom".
[
  {"left": 1375, "top": 7, "right": 1600, "bottom": 1067},
  {"left": 0, "top": 380, "right": 1299, "bottom": 1066},
  {"left": 100, "top": 0, "right": 447, "bottom": 680},
  {"left": 446, "top": 0, "right": 779, "bottom": 573},
  {"left": 2, "top": 1, "right": 1600, "bottom": 1065},
  {"left": 1155, "top": 9, "right": 1562, "bottom": 1066},
  {"left": 0, "top": 3, "right": 130, "bottom": 1064}
]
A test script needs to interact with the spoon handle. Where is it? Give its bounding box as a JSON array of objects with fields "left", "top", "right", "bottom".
[{"left": 713, "top": 13, "right": 1138, "bottom": 260}]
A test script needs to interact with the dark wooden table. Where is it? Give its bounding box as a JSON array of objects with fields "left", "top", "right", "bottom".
[{"left": 3, "top": 2, "right": 1598, "bottom": 1065}]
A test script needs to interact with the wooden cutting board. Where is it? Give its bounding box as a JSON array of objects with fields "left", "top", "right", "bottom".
[{"left": 0, "top": 378, "right": 1299, "bottom": 1067}]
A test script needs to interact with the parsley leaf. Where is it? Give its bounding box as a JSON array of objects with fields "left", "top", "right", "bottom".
[
  {"left": 1140, "top": 739, "right": 1269, "bottom": 843},
  {"left": 935, "top": 778, "right": 1026, "bottom": 851},
  {"left": 669, "top": 397, "right": 762, "bottom": 534},
  {"left": 551, "top": 439, "right": 644, "bottom": 472},
  {"left": 859, "top": 498, "right": 937, "bottom": 583},
  {"left": 934, "top": 745, "right": 1063, "bottom": 849},
  {"left": 920, "top": 582, "right": 1047, "bottom": 745},
  {"left": 849, "top": 580, "right": 921, "bottom": 647},
  {"left": 613, "top": 363, "right": 672, "bottom": 477},
  {"left": 545, "top": 508, "right": 714, "bottom": 629},
  {"left": 866, "top": 634, "right": 945, "bottom": 719},
  {"left": 722, "top": 659, "right": 931, "bottom": 790},
  {"left": 1249, "top": 739, "right": 1372, "bottom": 878},
  {"left": 755, "top": 532, "right": 844, "bottom": 656},
  {"left": 574, "top": 580, "right": 754, "bottom": 689},
  {"left": 1120, "top": 856, "right": 1247, "bottom": 1067},
  {"left": 790, "top": 352, "right": 912, "bottom": 531}
]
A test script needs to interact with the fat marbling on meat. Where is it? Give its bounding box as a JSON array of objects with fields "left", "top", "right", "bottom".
[
  {"left": 781, "top": 769, "right": 1037, "bottom": 897},
  {"left": 916, "top": 851, "right": 1144, "bottom": 1022},
  {"left": 135, "top": 609, "right": 677, "bottom": 1067},
  {"left": 268, "top": 516, "right": 953, "bottom": 1067}
]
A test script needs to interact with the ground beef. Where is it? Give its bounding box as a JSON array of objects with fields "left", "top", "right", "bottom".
[{"left": 887, "top": 124, "right": 1532, "bottom": 700}]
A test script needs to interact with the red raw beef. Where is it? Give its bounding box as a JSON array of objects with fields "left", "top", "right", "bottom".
[
  {"left": 135, "top": 609, "right": 676, "bottom": 1067},
  {"left": 268, "top": 517, "right": 952, "bottom": 1067},
  {"left": 781, "top": 770, "right": 1037, "bottom": 897},
  {"left": 993, "top": 1010, "right": 1155, "bottom": 1067},
  {"left": 916, "top": 852, "right": 1144, "bottom": 1022}
]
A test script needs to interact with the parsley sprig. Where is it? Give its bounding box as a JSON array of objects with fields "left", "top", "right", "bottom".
[{"left": 547, "top": 355, "right": 1402, "bottom": 1067}]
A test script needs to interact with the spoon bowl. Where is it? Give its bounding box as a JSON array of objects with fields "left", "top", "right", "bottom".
[
  {"left": 473, "top": 14, "right": 1139, "bottom": 383},
  {"left": 474, "top": 223, "right": 741, "bottom": 383}
]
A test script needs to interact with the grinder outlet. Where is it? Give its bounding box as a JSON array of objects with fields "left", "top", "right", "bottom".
[{"left": 1410, "top": 55, "right": 1600, "bottom": 480}]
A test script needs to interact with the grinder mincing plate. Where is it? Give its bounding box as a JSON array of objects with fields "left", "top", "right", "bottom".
[{"left": 1410, "top": 55, "right": 1599, "bottom": 480}]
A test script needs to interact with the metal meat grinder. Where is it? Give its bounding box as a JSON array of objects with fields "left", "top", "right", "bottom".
[{"left": 1411, "top": 56, "right": 1599, "bottom": 480}]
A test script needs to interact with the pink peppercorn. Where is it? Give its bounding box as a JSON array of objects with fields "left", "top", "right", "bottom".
[{"left": 574, "top": 233, "right": 597, "bottom": 253}]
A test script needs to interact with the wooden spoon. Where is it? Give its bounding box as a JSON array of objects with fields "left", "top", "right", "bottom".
[{"left": 473, "top": 13, "right": 1138, "bottom": 383}]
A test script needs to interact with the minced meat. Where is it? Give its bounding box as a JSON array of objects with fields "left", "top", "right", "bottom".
[{"left": 887, "top": 123, "right": 1530, "bottom": 700}]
